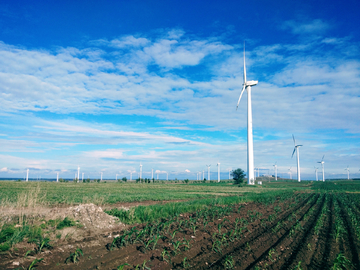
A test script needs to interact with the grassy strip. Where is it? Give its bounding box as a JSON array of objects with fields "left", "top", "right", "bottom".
[{"left": 105, "top": 190, "right": 295, "bottom": 224}]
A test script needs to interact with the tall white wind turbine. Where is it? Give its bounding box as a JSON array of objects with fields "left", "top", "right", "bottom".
[
  {"left": 77, "top": 166, "right": 80, "bottom": 181},
  {"left": 56, "top": 172, "right": 59, "bottom": 182},
  {"left": 82, "top": 172, "right": 84, "bottom": 182},
  {"left": 273, "top": 163, "right": 277, "bottom": 181},
  {"left": 317, "top": 155, "right": 325, "bottom": 182},
  {"left": 217, "top": 162, "right": 220, "bottom": 182},
  {"left": 100, "top": 172, "right": 103, "bottom": 181},
  {"left": 291, "top": 135, "right": 303, "bottom": 182},
  {"left": 26, "top": 168, "right": 29, "bottom": 182},
  {"left": 151, "top": 169, "right": 154, "bottom": 180},
  {"left": 345, "top": 166, "right": 350, "bottom": 180},
  {"left": 206, "top": 165, "right": 211, "bottom": 181},
  {"left": 236, "top": 44, "right": 258, "bottom": 185}
]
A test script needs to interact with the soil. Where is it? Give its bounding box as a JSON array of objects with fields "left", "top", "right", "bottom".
[{"left": 1, "top": 193, "right": 359, "bottom": 269}]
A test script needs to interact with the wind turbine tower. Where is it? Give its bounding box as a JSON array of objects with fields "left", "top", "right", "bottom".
[
  {"left": 288, "top": 168, "right": 292, "bottom": 179},
  {"left": 100, "top": 172, "right": 103, "bottom": 181},
  {"left": 151, "top": 169, "right": 154, "bottom": 180},
  {"left": 315, "top": 167, "right": 318, "bottom": 181},
  {"left": 292, "top": 135, "right": 303, "bottom": 182},
  {"left": 82, "top": 172, "right": 84, "bottom": 182},
  {"left": 217, "top": 163, "right": 220, "bottom": 182},
  {"left": 56, "top": 172, "right": 59, "bottom": 182},
  {"left": 273, "top": 163, "right": 277, "bottom": 181},
  {"left": 26, "top": 169, "right": 29, "bottom": 182},
  {"left": 206, "top": 165, "right": 211, "bottom": 181},
  {"left": 236, "top": 44, "right": 258, "bottom": 185},
  {"left": 345, "top": 166, "right": 350, "bottom": 180},
  {"left": 140, "top": 164, "right": 142, "bottom": 180},
  {"left": 130, "top": 172, "right": 132, "bottom": 181},
  {"left": 317, "top": 156, "right": 325, "bottom": 182},
  {"left": 77, "top": 166, "right": 80, "bottom": 182}
]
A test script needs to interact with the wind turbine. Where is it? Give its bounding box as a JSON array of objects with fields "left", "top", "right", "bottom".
[
  {"left": 273, "top": 163, "right": 277, "bottom": 181},
  {"left": 291, "top": 135, "right": 302, "bottom": 182},
  {"left": 56, "top": 172, "right": 59, "bottom": 182},
  {"left": 139, "top": 163, "right": 143, "bottom": 180},
  {"left": 288, "top": 167, "right": 292, "bottom": 179},
  {"left": 315, "top": 167, "right": 318, "bottom": 181},
  {"left": 206, "top": 165, "right": 211, "bottom": 181},
  {"left": 77, "top": 166, "right": 80, "bottom": 182},
  {"left": 100, "top": 172, "right": 103, "bottom": 181},
  {"left": 82, "top": 172, "right": 84, "bottom": 182},
  {"left": 236, "top": 43, "right": 258, "bottom": 185},
  {"left": 345, "top": 166, "right": 350, "bottom": 180},
  {"left": 151, "top": 169, "right": 154, "bottom": 180},
  {"left": 26, "top": 168, "right": 29, "bottom": 182},
  {"left": 317, "top": 155, "right": 325, "bottom": 182},
  {"left": 217, "top": 162, "right": 220, "bottom": 182}
]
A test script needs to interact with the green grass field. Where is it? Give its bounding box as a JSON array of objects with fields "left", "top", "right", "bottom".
[{"left": 1, "top": 178, "right": 359, "bottom": 208}]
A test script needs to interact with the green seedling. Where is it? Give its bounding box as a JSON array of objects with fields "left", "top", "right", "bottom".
[
  {"left": 161, "top": 249, "right": 170, "bottom": 263},
  {"left": 117, "top": 263, "right": 130, "bottom": 270},
  {"left": 36, "top": 236, "right": 52, "bottom": 253},
  {"left": 65, "top": 248, "right": 83, "bottom": 264},
  {"left": 268, "top": 248, "right": 276, "bottom": 262},
  {"left": 331, "top": 253, "right": 353, "bottom": 270},
  {"left": 223, "top": 255, "right": 234, "bottom": 269},
  {"left": 191, "top": 224, "right": 198, "bottom": 235},
  {"left": 246, "top": 242, "right": 251, "bottom": 252},
  {"left": 172, "top": 240, "right": 181, "bottom": 254},
  {"left": 182, "top": 238, "right": 192, "bottom": 250},
  {"left": 27, "top": 258, "right": 44, "bottom": 270},
  {"left": 182, "top": 257, "right": 190, "bottom": 268},
  {"left": 171, "top": 229, "right": 178, "bottom": 239},
  {"left": 141, "top": 259, "right": 151, "bottom": 270},
  {"left": 292, "top": 261, "right": 302, "bottom": 270}
]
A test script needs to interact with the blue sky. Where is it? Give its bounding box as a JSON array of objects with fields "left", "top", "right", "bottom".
[{"left": 1, "top": 0, "right": 359, "bottom": 180}]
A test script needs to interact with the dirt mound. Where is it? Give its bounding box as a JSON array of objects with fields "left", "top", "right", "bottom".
[{"left": 50, "top": 203, "right": 119, "bottom": 230}]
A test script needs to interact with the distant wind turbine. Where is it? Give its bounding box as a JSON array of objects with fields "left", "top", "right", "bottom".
[
  {"left": 56, "top": 172, "right": 59, "bottom": 182},
  {"left": 236, "top": 43, "right": 258, "bottom": 185},
  {"left": 206, "top": 165, "right": 211, "bottom": 181},
  {"left": 100, "top": 172, "right": 103, "bottom": 181},
  {"left": 291, "top": 135, "right": 302, "bottom": 182},
  {"left": 315, "top": 167, "right": 319, "bottom": 181},
  {"left": 151, "top": 169, "right": 154, "bottom": 180},
  {"left": 130, "top": 171, "right": 132, "bottom": 181},
  {"left": 77, "top": 166, "right": 80, "bottom": 182},
  {"left": 26, "top": 169, "right": 29, "bottom": 182},
  {"left": 345, "top": 166, "right": 350, "bottom": 180},
  {"left": 140, "top": 163, "right": 143, "bottom": 180},
  {"left": 317, "top": 155, "right": 325, "bottom": 182},
  {"left": 82, "top": 172, "right": 84, "bottom": 182},
  {"left": 217, "top": 163, "right": 221, "bottom": 182},
  {"left": 273, "top": 163, "right": 277, "bottom": 181},
  {"left": 288, "top": 167, "right": 292, "bottom": 179}
]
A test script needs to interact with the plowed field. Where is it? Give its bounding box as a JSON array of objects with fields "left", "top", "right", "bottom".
[{"left": 2, "top": 192, "right": 360, "bottom": 269}]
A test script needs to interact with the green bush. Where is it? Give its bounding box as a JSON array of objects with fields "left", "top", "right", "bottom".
[{"left": 0, "top": 242, "right": 10, "bottom": 251}]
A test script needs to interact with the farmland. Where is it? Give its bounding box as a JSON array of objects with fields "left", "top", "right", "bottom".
[{"left": 1, "top": 180, "right": 360, "bottom": 269}]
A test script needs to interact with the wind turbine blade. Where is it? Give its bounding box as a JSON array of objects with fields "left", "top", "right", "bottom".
[
  {"left": 236, "top": 84, "right": 246, "bottom": 110},
  {"left": 292, "top": 134, "right": 296, "bottom": 145},
  {"left": 243, "top": 43, "right": 247, "bottom": 83},
  {"left": 291, "top": 147, "right": 296, "bottom": 158},
  {"left": 322, "top": 155, "right": 325, "bottom": 161}
]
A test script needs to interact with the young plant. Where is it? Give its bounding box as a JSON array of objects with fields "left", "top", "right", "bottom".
[
  {"left": 223, "top": 255, "right": 234, "bottom": 269},
  {"left": 117, "top": 263, "right": 131, "bottom": 270},
  {"left": 27, "top": 258, "right": 44, "bottom": 270},
  {"left": 35, "top": 236, "right": 52, "bottom": 253},
  {"left": 65, "top": 248, "right": 83, "bottom": 264}
]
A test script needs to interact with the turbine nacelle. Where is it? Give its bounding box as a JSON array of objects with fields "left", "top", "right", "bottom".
[{"left": 245, "top": 80, "right": 258, "bottom": 86}]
